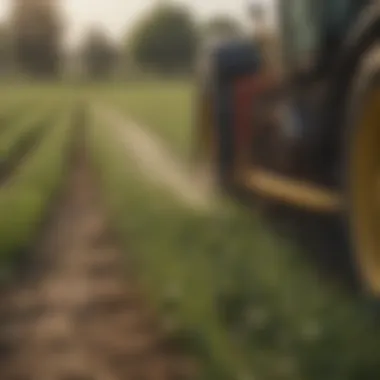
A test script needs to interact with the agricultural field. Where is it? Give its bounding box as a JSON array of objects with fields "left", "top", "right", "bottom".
[
  {"left": 93, "top": 81, "right": 380, "bottom": 380},
  {"left": 0, "top": 82, "right": 380, "bottom": 379}
]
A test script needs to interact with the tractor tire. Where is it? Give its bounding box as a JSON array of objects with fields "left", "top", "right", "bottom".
[{"left": 344, "top": 42, "right": 380, "bottom": 297}]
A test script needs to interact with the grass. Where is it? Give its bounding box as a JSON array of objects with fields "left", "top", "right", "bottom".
[
  {"left": 0, "top": 99, "right": 36, "bottom": 135},
  {"left": 0, "top": 101, "right": 75, "bottom": 279},
  {"left": 97, "top": 80, "right": 194, "bottom": 159},
  {"left": 0, "top": 101, "right": 63, "bottom": 177},
  {"left": 88, "top": 80, "right": 380, "bottom": 380}
]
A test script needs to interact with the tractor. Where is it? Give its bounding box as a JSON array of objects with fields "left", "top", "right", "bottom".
[{"left": 195, "top": 0, "right": 380, "bottom": 295}]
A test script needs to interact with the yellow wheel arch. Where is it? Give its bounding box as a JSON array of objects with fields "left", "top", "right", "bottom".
[{"left": 348, "top": 44, "right": 380, "bottom": 296}]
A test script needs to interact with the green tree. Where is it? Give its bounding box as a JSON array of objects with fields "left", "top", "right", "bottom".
[
  {"left": 129, "top": 2, "right": 199, "bottom": 73},
  {"left": 80, "top": 26, "right": 118, "bottom": 79},
  {"left": 11, "top": 0, "right": 63, "bottom": 77}
]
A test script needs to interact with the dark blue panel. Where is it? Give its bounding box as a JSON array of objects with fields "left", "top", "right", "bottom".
[{"left": 211, "top": 40, "right": 261, "bottom": 82}]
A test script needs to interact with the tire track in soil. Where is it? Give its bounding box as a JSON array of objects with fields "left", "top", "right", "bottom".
[{"left": 0, "top": 134, "right": 189, "bottom": 379}]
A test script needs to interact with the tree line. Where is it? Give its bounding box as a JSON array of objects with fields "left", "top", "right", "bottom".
[{"left": 0, "top": 0, "right": 243, "bottom": 80}]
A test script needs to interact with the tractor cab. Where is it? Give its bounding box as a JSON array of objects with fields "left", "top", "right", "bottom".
[{"left": 197, "top": 0, "right": 373, "bottom": 193}]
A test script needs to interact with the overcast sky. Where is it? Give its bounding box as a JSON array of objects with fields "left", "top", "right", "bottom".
[{"left": 0, "top": 0, "right": 273, "bottom": 47}]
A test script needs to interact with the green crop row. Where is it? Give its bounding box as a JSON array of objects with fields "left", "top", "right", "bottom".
[
  {"left": 0, "top": 105, "right": 75, "bottom": 279},
  {"left": 0, "top": 101, "right": 61, "bottom": 166},
  {"left": 88, "top": 115, "right": 380, "bottom": 380}
]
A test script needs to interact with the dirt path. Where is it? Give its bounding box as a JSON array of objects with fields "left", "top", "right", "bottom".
[
  {"left": 93, "top": 105, "right": 214, "bottom": 213},
  {"left": 0, "top": 142, "right": 182, "bottom": 379}
]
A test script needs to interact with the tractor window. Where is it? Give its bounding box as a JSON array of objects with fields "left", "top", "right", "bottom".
[
  {"left": 324, "top": 0, "right": 352, "bottom": 35},
  {"left": 280, "top": 0, "right": 323, "bottom": 71},
  {"left": 322, "top": 0, "right": 366, "bottom": 39},
  {"left": 280, "top": 0, "right": 368, "bottom": 75},
  {"left": 317, "top": 0, "right": 367, "bottom": 74}
]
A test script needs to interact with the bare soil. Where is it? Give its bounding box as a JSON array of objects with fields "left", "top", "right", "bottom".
[{"left": 0, "top": 142, "right": 189, "bottom": 379}]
